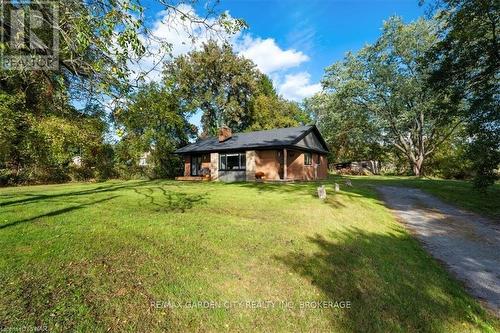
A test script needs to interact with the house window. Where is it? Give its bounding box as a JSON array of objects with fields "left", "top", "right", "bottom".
[
  {"left": 219, "top": 152, "right": 246, "bottom": 171},
  {"left": 304, "top": 152, "right": 312, "bottom": 166}
]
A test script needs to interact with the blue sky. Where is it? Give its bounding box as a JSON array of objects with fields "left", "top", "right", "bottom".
[
  {"left": 136, "top": 0, "right": 425, "bottom": 128},
  {"left": 219, "top": 0, "right": 425, "bottom": 83}
]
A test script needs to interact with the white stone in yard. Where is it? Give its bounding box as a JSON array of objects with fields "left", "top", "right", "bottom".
[{"left": 317, "top": 185, "right": 327, "bottom": 200}]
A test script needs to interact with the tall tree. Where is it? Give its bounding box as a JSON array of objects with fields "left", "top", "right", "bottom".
[
  {"left": 164, "top": 41, "right": 261, "bottom": 135},
  {"left": 113, "top": 82, "right": 196, "bottom": 178},
  {"left": 248, "top": 74, "right": 311, "bottom": 131},
  {"left": 0, "top": 1, "right": 244, "bottom": 183},
  {"left": 311, "top": 17, "right": 460, "bottom": 176},
  {"left": 248, "top": 95, "right": 310, "bottom": 131},
  {"left": 0, "top": 89, "right": 111, "bottom": 184},
  {"left": 426, "top": 0, "right": 500, "bottom": 189},
  {"left": 305, "top": 92, "right": 384, "bottom": 162},
  {"left": 0, "top": 1, "right": 245, "bottom": 101}
]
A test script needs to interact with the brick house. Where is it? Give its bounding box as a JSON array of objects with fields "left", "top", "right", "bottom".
[{"left": 174, "top": 125, "right": 329, "bottom": 182}]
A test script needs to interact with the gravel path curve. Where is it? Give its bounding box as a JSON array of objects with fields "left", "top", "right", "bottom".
[{"left": 377, "top": 186, "right": 500, "bottom": 316}]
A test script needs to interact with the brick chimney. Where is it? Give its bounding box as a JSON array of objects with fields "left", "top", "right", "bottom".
[{"left": 218, "top": 126, "right": 232, "bottom": 142}]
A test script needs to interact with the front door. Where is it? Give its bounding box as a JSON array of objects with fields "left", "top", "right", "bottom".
[{"left": 191, "top": 155, "right": 202, "bottom": 176}]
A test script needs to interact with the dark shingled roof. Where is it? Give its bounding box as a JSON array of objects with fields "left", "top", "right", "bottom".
[{"left": 175, "top": 125, "right": 329, "bottom": 154}]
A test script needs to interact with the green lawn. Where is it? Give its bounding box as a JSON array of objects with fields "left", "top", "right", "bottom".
[
  {"left": 0, "top": 178, "right": 498, "bottom": 332},
  {"left": 343, "top": 176, "right": 500, "bottom": 220}
]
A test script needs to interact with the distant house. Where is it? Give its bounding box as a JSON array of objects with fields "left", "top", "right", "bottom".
[
  {"left": 333, "top": 160, "right": 380, "bottom": 175},
  {"left": 174, "top": 125, "right": 329, "bottom": 182}
]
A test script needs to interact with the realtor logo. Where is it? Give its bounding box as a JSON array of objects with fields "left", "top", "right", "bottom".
[{"left": 0, "top": 0, "right": 59, "bottom": 70}]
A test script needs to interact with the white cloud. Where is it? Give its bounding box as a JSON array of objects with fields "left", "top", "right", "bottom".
[
  {"left": 276, "top": 72, "right": 322, "bottom": 102},
  {"left": 130, "top": 4, "right": 236, "bottom": 82},
  {"left": 128, "top": 5, "right": 321, "bottom": 102},
  {"left": 236, "top": 36, "right": 309, "bottom": 74},
  {"left": 235, "top": 37, "right": 320, "bottom": 101}
]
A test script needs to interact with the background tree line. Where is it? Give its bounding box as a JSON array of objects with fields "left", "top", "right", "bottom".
[
  {"left": 0, "top": 14, "right": 309, "bottom": 184},
  {"left": 0, "top": 0, "right": 498, "bottom": 189},
  {"left": 113, "top": 41, "right": 310, "bottom": 179},
  {"left": 305, "top": 0, "right": 499, "bottom": 189}
]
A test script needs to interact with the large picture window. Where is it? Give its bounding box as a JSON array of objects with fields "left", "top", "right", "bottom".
[{"left": 219, "top": 152, "right": 246, "bottom": 171}]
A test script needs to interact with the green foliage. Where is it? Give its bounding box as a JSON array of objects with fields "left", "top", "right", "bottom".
[
  {"left": 424, "top": 127, "right": 472, "bottom": 179},
  {"left": 248, "top": 94, "right": 309, "bottom": 131},
  {"left": 469, "top": 132, "right": 499, "bottom": 191},
  {"left": 308, "top": 17, "right": 461, "bottom": 175},
  {"left": 248, "top": 75, "right": 311, "bottom": 131},
  {"left": 113, "top": 47, "right": 308, "bottom": 179},
  {"left": 305, "top": 93, "right": 384, "bottom": 162},
  {"left": 164, "top": 41, "right": 261, "bottom": 135},
  {"left": 0, "top": 83, "right": 112, "bottom": 185},
  {"left": 113, "top": 82, "right": 196, "bottom": 179},
  {"left": 0, "top": 0, "right": 151, "bottom": 184},
  {"left": 0, "top": 91, "right": 25, "bottom": 165},
  {"left": 255, "top": 74, "right": 277, "bottom": 97},
  {"left": 427, "top": 0, "right": 500, "bottom": 190},
  {"left": 164, "top": 43, "right": 307, "bottom": 137},
  {"left": 1, "top": 1, "right": 245, "bottom": 99},
  {"left": 0, "top": 1, "right": 143, "bottom": 99},
  {"left": 0, "top": 1, "right": 247, "bottom": 185}
]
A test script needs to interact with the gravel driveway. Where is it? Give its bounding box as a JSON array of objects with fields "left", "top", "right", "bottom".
[{"left": 377, "top": 186, "right": 500, "bottom": 316}]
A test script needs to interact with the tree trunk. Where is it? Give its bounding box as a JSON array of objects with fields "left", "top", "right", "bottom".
[{"left": 410, "top": 156, "right": 424, "bottom": 177}]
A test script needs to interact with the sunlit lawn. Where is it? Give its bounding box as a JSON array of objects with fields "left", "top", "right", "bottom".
[
  {"left": 345, "top": 176, "right": 500, "bottom": 220},
  {"left": 0, "top": 178, "right": 498, "bottom": 332}
]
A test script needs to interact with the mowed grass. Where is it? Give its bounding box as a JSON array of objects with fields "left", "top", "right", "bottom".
[
  {"left": 344, "top": 176, "right": 500, "bottom": 220},
  {"left": 0, "top": 179, "right": 498, "bottom": 332}
]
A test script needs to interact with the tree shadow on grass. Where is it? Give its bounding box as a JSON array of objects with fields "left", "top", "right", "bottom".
[
  {"left": 0, "top": 196, "right": 120, "bottom": 230},
  {"left": 133, "top": 186, "right": 208, "bottom": 213},
  {"left": 235, "top": 181, "right": 323, "bottom": 196},
  {"left": 235, "top": 181, "right": 370, "bottom": 210},
  {"left": 0, "top": 181, "right": 149, "bottom": 208},
  {"left": 274, "top": 227, "right": 495, "bottom": 332}
]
